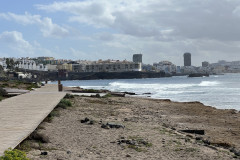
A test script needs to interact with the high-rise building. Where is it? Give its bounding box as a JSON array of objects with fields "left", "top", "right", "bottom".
[
  {"left": 133, "top": 54, "right": 142, "bottom": 63},
  {"left": 183, "top": 52, "right": 191, "bottom": 66}
]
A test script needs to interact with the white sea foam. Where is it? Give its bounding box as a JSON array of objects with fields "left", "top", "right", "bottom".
[
  {"left": 109, "top": 82, "right": 195, "bottom": 90},
  {"left": 198, "top": 81, "right": 220, "bottom": 87}
]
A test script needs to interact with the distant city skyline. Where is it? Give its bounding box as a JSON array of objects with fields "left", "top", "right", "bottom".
[{"left": 1, "top": 0, "right": 240, "bottom": 66}]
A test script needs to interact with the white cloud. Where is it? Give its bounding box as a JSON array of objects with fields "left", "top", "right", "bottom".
[
  {"left": 34, "top": 0, "right": 240, "bottom": 65},
  {"left": 40, "top": 17, "right": 69, "bottom": 38},
  {"left": 0, "top": 12, "right": 69, "bottom": 38},
  {"left": 0, "top": 31, "right": 58, "bottom": 58},
  {"left": 36, "top": 0, "right": 240, "bottom": 41},
  {"left": 0, "top": 31, "right": 34, "bottom": 55}
]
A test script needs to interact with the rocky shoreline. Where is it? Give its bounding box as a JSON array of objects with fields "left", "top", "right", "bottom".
[{"left": 17, "top": 87, "right": 240, "bottom": 160}]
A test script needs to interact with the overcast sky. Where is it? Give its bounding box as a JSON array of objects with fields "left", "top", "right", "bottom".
[{"left": 0, "top": 0, "right": 240, "bottom": 66}]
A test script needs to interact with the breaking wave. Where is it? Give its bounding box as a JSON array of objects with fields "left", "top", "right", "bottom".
[{"left": 198, "top": 81, "right": 220, "bottom": 87}]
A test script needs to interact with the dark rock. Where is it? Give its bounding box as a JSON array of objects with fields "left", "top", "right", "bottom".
[
  {"left": 188, "top": 73, "right": 209, "bottom": 77},
  {"left": 41, "top": 151, "right": 48, "bottom": 155},
  {"left": 123, "top": 92, "right": 136, "bottom": 95},
  {"left": 124, "top": 118, "right": 129, "bottom": 121},
  {"left": 211, "top": 142, "right": 232, "bottom": 148},
  {"left": 101, "top": 124, "right": 110, "bottom": 129},
  {"left": 67, "top": 151, "right": 71, "bottom": 154},
  {"left": 179, "top": 129, "right": 205, "bottom": 135},
  {"left": 89, "top": 120, "right": 95, "bottom": 125},
  {"left": 230, "top": 148, "right": 240, "bottom": 156},
  {"left": 107, "top": 122, "right": 125, "bottom": 129},
  {"left": 233, "top": 155, "right": 238, "bottom": 159},
  {"left": 81, "top": 117, "right": 90, "bottom": 123},
  {"left": 143, "top": 92, "right": 151, "bottom": 95},
  {"left": 111, "top": 92, "right": 125, "bottom": 97},
  {"left": 126, "top": 154, "right": 131, "bottom": 158},
  {"left": 171, "top": 127, "right": 176, "bottom": 130},
  {"left": 196, "top": 137, "right": 203, "bottom": 141},
  {"left": 202, "top": 139, "right": 211, "bottom": 145}
]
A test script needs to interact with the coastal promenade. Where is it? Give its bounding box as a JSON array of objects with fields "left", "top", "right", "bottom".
[{"left": 0, "top": 84, "right": 66, "bottom": 155}]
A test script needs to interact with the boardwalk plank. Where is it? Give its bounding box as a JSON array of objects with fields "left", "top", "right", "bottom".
[{"left": 0, "top": 84, "right": 66, "bottom": 155}]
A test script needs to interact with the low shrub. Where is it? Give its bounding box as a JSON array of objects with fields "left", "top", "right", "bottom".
[
  {"left": 102, "top": 93, "right": 112, "bottom": 98},
  {"left": 0, "top": 148, "right": 29, "bottom": 160},
  {"left": 57, "top": 99, "right": 72, "bottom": 109},
  {"left": 26, "top": 83, "right": 39, "bottom": 91},
  {"left": 82, "top": 89, "right": 99, "bottom": 93},
  {"left": 65, "top": 93, "right": 74, "bottom": 99},
  {"left": 0, "top": 87, "right": 7, "bottom": 97}
]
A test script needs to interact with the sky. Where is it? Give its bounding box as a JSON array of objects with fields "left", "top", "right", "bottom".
[{"left": 1, "top": 0, "right": 240, "bottom": 66}]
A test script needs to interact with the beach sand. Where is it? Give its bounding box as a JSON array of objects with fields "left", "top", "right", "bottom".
[{"left": 25, "top": 95, "right": 240, "bottom": 160}]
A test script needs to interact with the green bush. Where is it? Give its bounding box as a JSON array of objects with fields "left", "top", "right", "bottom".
[
  {"left": 64, "top": 93, "right": 74, "bottom": 99},
  {"left": 102, "top": 93, "right": 112, "bottom": 98},
  {"left": 82, "top": 89, "right": 99, "bottom": 93},
  {"left": 26, "top": 83, "right": 39, "bottom": 91},
  {"left": 0, "top": 88, "right": 7, "bottom": 97},
  {"left": 0, "top": 148, "right": 29, "bottom": 160},
  {"left": 57, "top": 99, "right": 72, "bottom": 109}
]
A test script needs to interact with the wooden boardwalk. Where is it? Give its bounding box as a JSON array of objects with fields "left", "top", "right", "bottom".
[{"left": 0, "top": 84, "right": 66, "bottom": 155}]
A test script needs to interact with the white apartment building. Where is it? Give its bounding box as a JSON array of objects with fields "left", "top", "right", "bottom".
[
  {"left": 85, "top": 60, "right": 142, "bottom": 72},
  {"left": 17, "top": 59, "right": 48, "bottom": 71}
]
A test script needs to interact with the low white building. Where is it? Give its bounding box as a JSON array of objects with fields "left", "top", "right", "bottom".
[
  {"left": 17, "top": 72, "right": 32, "bottom": 79},
  {"left": 153, "top": 61, "right": 176, "bottom": 73},
  {"left": 17, "top": 59, "right": 48, "bottom": 71}
]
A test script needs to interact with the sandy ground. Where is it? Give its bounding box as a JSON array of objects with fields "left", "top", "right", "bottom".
[{"left": 24, "top": 95, "right": 240, "bottom": 160}]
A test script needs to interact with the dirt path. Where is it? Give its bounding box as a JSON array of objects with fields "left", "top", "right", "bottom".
[{"left": 25, "top": 96, "right": 240, "bottom": 160}]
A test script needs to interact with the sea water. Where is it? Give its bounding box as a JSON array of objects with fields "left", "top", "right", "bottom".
[{"left": 51, "top": 73, "right": 240, "bottom": 110}]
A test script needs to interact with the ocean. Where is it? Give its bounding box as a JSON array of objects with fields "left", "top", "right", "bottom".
[{"left": 50, "top": 73, "right": 240, "bottom": 110}]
